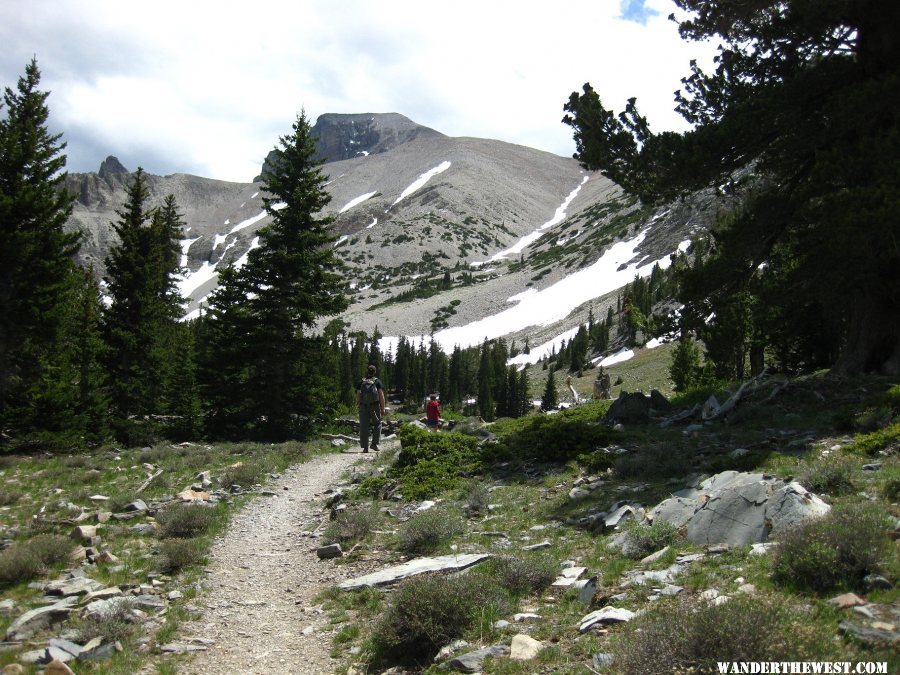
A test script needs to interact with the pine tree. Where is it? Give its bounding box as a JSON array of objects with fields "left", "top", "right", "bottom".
[
  {"left": 518, "top": 369, "right": 530, "bottom": 417},
  {"left": 564, "top": 0, "right": 900, "bottom": 375},
  {"left": 541, "top": 369, "right": 558, "bottom": 411},
  {"left": 477, "top": 340, "right": 495, "bottom": 421},
  {"left": 200, "top": 112, "right": 347, "bottom": 439},
  {"left": 103, "top": 169, "right": 184, "bottom": 437},
  {"left": 0, "top": 59, "right": 80, "bottom": 437}
]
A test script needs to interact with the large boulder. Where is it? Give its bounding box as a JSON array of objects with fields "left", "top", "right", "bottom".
[
  {"left": 650, "top": 470, "right": 830, "bottom": 546},
  {"left": 606, "top": 390, "right": 671, "bottom": 424}
]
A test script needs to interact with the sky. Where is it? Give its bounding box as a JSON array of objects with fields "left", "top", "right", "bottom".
[{"left": 0, "top": 0, "right": 715, "bottom": 183}]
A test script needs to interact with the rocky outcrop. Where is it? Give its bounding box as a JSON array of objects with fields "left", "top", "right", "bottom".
[
  {"left": 649, "top": 470, "right": 831, "bottom": 546},
  {"left": 256, "top": 112, "right": 445, "bottom": 180}
]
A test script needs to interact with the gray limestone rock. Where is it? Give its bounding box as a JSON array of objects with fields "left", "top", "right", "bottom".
[
  {"left": 339, "top": 553, "right": 490, "bottom": 590},
  {"left": 580, "top": 606, "right": 635, "bottom": 632},
  {"left": 649, "top": 471, "right": 830, "bottom": 546},
  {"left": 446, "top": 644, "right": 509, "bottom": 672},
  {"left": 5, "top": 598, "right": 78, "bottom": 641}
]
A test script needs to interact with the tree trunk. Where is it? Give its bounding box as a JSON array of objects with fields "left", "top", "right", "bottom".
[{"left": 833, "top": 294, "right": 900, "bottom": 375}]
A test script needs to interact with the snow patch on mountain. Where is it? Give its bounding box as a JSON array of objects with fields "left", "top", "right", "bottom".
[
  {"left": 340, "top": 191, "right": 378, "bottom": 213},
  {"left": 483, "top": 175, "right": 589, "bottom": 263},
  {"left": 391, "top": 161, "right": 451, "bottom": 207}
]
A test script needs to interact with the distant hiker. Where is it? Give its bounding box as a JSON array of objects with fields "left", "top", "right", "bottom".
[
  {"left": 425, "top": 394, "right": 441, "bottom": 431},
  {"left": 356, "top": 364, "right": 385, "bottom": 452}
]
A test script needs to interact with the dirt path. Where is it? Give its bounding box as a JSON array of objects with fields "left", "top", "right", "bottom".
[{"left": 177, "top": 445, "right": 384, "bottom": 674}]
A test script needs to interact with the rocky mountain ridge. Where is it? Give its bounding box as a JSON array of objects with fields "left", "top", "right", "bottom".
[{"left": 63, "top": 113, "right": 718, "bottom": 353}]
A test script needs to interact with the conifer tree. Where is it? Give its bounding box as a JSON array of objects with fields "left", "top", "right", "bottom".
[
  {"left": 564, "top": 0, "right": 900, "bottom": 374},
  {"left": 541, "top": 369, "right": 558, "bottom": 411},
  {"left": 103, "top": 169, "right": 184, "bottom": 438},
  {"left": 518, "top": 369, "right": 530, "bottom": 417},
  {"left": 0, "top": 59, "right": 80, "bottom": 437},
  {"left": 200, "top": 112, "right": 347, "bottom": 439},
  {"left": 477, "top": 340, "right": 495, "bottom": 421}
]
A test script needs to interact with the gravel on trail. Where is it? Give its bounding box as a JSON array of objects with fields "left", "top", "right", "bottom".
[{"left": 179, "top": 446, "right": 384, "bottom": 674}]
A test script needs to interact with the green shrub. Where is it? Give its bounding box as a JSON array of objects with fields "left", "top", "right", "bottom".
[
  {"left": 158, "top": 537, "right": 206, "bottom": 572},
  {"left": 323, "top": 508, "right": 379, "bottom": 545},
  {"left": 26, "top": 534, "right": 74, "bottom": 566},
  {"left": 363, "top": 426, "right": 483, "bottom": 500},
  {"left": 798, "top": 455, "right": 856, "bottom": 495},
  {"left": 74, "top": 599, "right": 138, "bottom": 644},
  {"left": 397, "top": 509, "right": 465, "bottom": 555},
  {"left": 613, "top": 594, "right": 834, "bottom": 671},
  {"left": 0, "top": 546, "right": 42, "bottom": 587},
  {"left": 772, "top": 501, "right": 892, "bottom": 592},
  {"left": 459, "top": 480, "right": 491, "bottom": 516},
  {"left": 156, "top": 504, "right": 221, "bottom": 538},
  {"left": 219, "top": 458, "right": 274, "bottom": 488},
  {"left": 498, "top": 408, "right": 617, "bottom": 463},
  {"left": 621, "top": 519, "right": 679, "bottom": 559},
  {"left": 0, "top": 534, "right": 73, "bottom": 587},
  {"left": 0, "top": 489, "right": 23, "bottom": 506},
  {"left": 368, "top": 572, "right": 512, "bottom": 668},
  {"left": 882, "top": 477, "right": 900, "bottom": 502},
  {"left": 484, "top": 554, "right": 557, "bottom": 596},
  {"left": 848, "top": 422, "right": 900, "bottom": 456}
]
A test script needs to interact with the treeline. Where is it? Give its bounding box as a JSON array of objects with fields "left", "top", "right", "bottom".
[{"left": 328, "top": 331, "right": 530, "bottom": 423}]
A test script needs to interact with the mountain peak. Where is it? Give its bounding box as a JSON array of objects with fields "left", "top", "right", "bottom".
[
  {"left": 254, "top": 112, "right": 444, "bottom": 181},
  {"left": 98, "top": 155, "right": 129, "bottom": 179}
]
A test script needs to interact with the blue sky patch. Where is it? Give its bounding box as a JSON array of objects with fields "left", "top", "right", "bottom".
[{"left": 620, "top": 0, "right": 660, "bottom": 25}]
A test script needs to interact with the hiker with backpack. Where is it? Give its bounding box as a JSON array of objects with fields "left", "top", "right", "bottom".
[{"left": 356, "top": 364, "right": 385, "bottom": 452}]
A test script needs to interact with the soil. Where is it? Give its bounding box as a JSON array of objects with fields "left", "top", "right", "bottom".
[{"left": 177, "top": 442, "right": 391, "bottom": 674}]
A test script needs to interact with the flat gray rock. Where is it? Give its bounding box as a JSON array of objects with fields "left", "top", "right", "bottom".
[
  {"left": 5, "top": 597, "right": 78, "bottom": 641},
  {"left": 650, "top": 471, "right": 830, "bottom": 546},
  {"left": 338, "top": 553, "right": 491, "bottom": 590},
  {"left": 580, "top": 606, "right": 635, "bottom": 632},
  {"left": 447, "top": 644, "right": 509, "bottom": 672}
]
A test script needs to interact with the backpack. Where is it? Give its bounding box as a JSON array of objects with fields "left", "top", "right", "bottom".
[{"left": 360, "top": 377, "right": 380, "bottom": 405}]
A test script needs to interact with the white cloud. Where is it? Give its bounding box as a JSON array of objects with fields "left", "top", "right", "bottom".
[{"left": 1, "top": 0, "right": 716, "bottom": 182}]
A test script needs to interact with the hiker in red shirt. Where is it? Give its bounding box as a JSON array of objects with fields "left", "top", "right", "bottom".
[{"left": 425, "top": 394, "right": 441, "bottom": 432}]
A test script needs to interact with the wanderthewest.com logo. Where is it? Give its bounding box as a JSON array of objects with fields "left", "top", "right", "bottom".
[{"left": 717, "top": 663, "right": 887, "bottom": 674}]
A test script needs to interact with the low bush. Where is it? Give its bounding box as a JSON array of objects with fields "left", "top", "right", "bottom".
[
  {"left": 359, "top": 426, "right": 483, "bottom": 500},
  {"left": 498, "top": 410, "right": 618, "bottom": 464},
  {"left": 798, "top": 455, "right": 856, "bottom": 495},
  {"left": 615, "top": 443, "right": 692, "bottom": 479},
  {"left": 772, "top": 501, "right": 892, "bottom": 592},
  {"left": 484, "top": 554, "right": 557, "bottom": 596},
  {"left": 323, "top": 507, "right": 379, "bottom": 545},
  {"left": 397, "top": 508, "right": 465, "bottom": 555},
  {"left": 0, "top": 546, "right": 42, "bottom": 587},
  {"left": 158, "top": 537, "right": 206, "bottom": 572},
  {"left": 156, "top": 504, "right": 221, "bottom": 538},
  {"left": 621, "top": 519, "right": 679, "bottom": 559},
  {"left": 0, "top": 488, "right": 24, "bottom": 506},
  {"left": 219, "top": 458, "right": 274, "bottom": 488},
  {"left": 25, "top": 534, "right": 73, "bottom": 565},
  {"left": 459, "top": 480, "right": 491, "bottom": 516},
  {"left": 74, "top": 599, "right": 138, "bottom": 644},
  {"left": 0, "top": 534, "right": 73, "bottom": 587},
  {"left": 613, "top": 594, "right": 834, "bottom": 671},
  {"left": 367, "top": 572, "right": 512, "bottom": 667},
  {"left": 882, "top": 476, "right": 900, "bottom": 502},
  {"left": 848, "top": 422, "right": 900, "bottom": 456}
]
